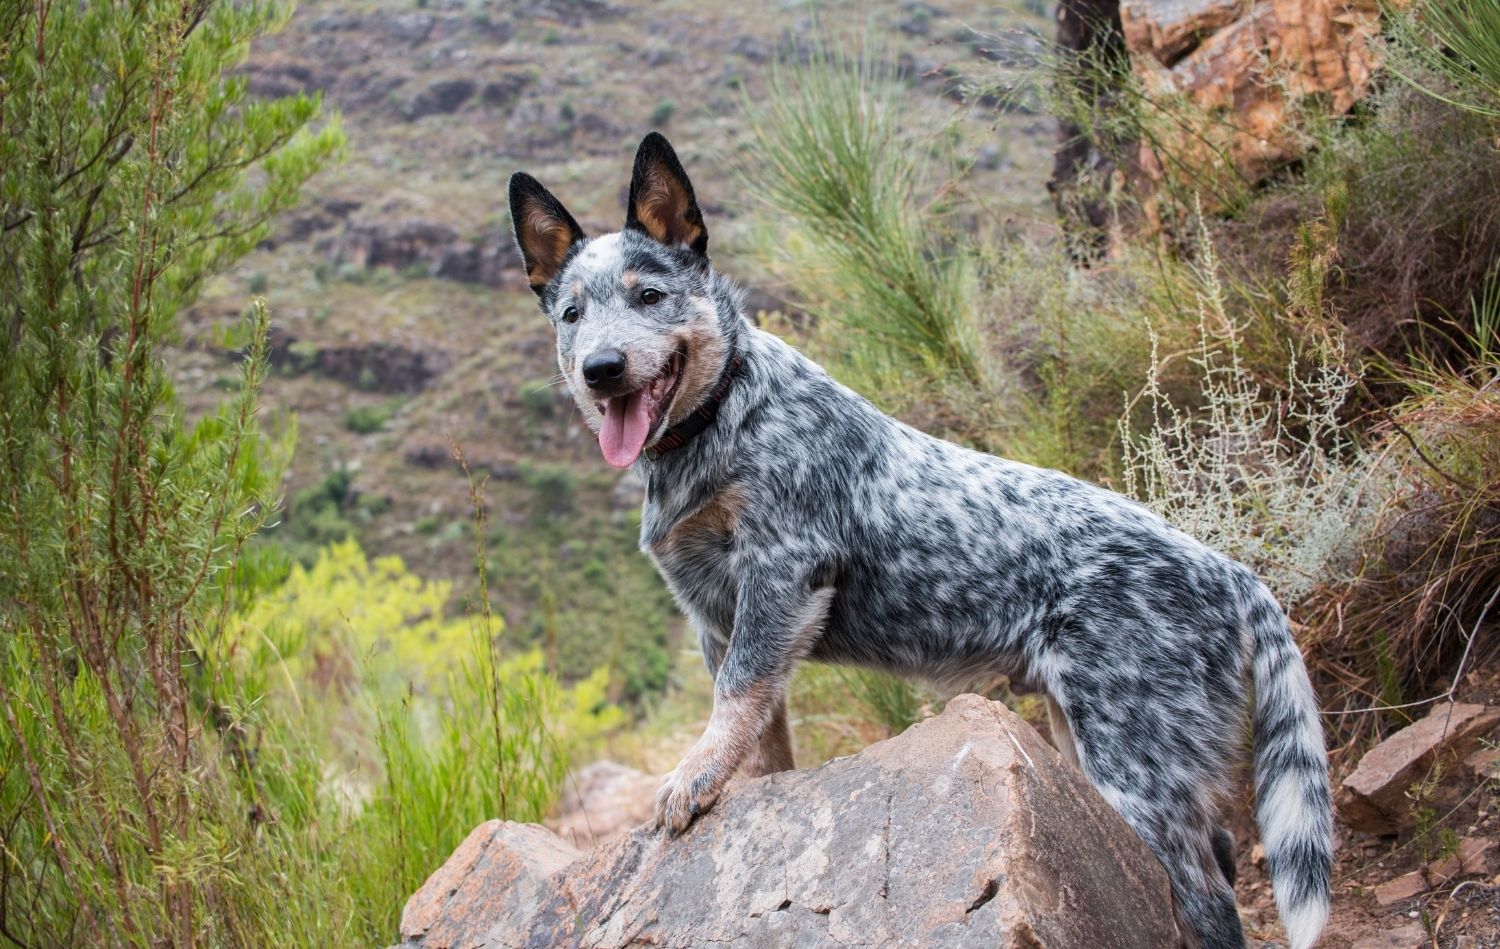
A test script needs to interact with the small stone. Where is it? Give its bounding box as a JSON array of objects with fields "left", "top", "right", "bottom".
[
  {"left": 1350, "top": 921, "right": 1427, "bottom": 949},
  {"left": 1373, "top": 871, "right": 1428, "bottom": 906},
  {"left": 1466, "top": 745, "right": 1500, "bottom": 781},
  {"left": 1425, "top": 836, "right": 1493, "bottom": 883}
]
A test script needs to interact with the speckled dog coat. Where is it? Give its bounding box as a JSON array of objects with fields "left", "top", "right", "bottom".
[{"left": 508, "top": 133, "right": 1332, "bottom": 949}]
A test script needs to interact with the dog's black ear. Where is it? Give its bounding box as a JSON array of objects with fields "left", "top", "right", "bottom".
[
  {"left": 625, "top": 133, "right": 708, "bottom": 257},
  {"left": 509, "top": 172, "right": 586, "bottom": 297}
]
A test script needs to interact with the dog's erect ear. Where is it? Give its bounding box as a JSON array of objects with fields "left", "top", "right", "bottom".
[
  {"left": 509, "top": 172, "right": 587, "bottom": 297},
  {"left": 625, "top": 133, "right": 708, "bottom": 257}
]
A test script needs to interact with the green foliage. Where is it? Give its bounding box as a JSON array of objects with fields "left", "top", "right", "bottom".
[
  {"left": 0, "top": 0, "right": 341, "bottom": 940},
  {"left": 834, "top": 667, "right": 926, "bottom": 737},
  {"left": 741, "top": 41, "right": 983, "bottom": 392},
  {"left": 345, "top": 399, "right": 398, "bottom": 433},
  {"left": 1389, "top": 0, "right": 1500, "bottom": 118},
  {"left": 223, "top": 539, "right": 622, "bottom": 938},
  {"left": 489, "top": 511, "right": 677, "bottom": 702},
  {"left": 520, "top": 460, "right": 577, "bottom": 515}
]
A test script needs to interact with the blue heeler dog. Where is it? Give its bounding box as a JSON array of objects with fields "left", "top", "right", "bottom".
[{"left": 508, "top": 133, "right": 1332, "bottom": 949}]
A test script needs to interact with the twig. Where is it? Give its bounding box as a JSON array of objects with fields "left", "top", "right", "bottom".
[{"left": 1324, "top": 581, "right": 1498, "bottom": 716}]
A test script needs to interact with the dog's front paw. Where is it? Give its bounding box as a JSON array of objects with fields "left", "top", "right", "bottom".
[{"left": 653, "top": 762, "right": 723, "bottom": 835}]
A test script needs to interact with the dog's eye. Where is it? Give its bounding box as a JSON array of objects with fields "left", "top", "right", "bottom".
[
  {"left": 561, "top": 306, "right": 579, "bottom": 324},
  {"left": 641, "top": 288, "right": 663, "bottom": 305}
]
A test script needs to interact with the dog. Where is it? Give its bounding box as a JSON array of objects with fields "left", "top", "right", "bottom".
[{"left": 507, "top": 133, "right": 1332, "bottom": 949}]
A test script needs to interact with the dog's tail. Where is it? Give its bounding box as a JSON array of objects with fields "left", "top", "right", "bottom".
[{"left": 1240, "top": 571, "right": 1332, "bottom": 949}]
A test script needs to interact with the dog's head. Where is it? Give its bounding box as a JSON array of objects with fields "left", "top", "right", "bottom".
[{"left": 509, "top": 133, "right": 733, "bottom": 469}]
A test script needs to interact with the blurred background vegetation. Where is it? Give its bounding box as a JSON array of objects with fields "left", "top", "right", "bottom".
[{"left": 2, "top": 0, "right": 1498, "bottom": 943}]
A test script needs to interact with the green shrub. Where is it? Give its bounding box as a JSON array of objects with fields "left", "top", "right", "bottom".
[
  {"left": 741, "top": 41, "right": 983, "bottom": 392},
  {"left": 345, "top": 401, "right": 395, "bottom": 433},
  {"left": 0, "top": 0, "right": 342, "bottom": 940}
]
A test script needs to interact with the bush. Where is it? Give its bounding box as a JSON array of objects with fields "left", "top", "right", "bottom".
[
  {"left": 741, "top": 42, "right": 984, "bottom": 394},
  {"left": 345, "top": 401, "right": 396, "bottom": 433},
  {"left": 0, "top": 0, "right": 346, "bottom": 940},
  {"left": 225, "top": 539, "right": 623, "bottom": 936}
]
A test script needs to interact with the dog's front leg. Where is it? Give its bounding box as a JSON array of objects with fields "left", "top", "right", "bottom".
[
  {"left": 741, "top": 693, "right": 794, "bottom": 778},
  {"left": 654, "top": 575, "right": 832, "bottom": 834}
]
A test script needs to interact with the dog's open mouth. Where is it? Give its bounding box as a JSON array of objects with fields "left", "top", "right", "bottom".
[{"left": 595, "top": 348, "right": 684, "bottom": 468}]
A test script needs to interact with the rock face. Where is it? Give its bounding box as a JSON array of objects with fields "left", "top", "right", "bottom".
[
  {"left": 1339, "top": 702, "right": 1500, "bottom": 834},
  {"left": 397, "top": 695, "right": 1180, "bottom": 949},
  {"left": 1051, "top": 0, "right": 1401, "bottom": 239},
  {"left": 1124, "top": 0, "right": 1393, "bottom": 183}
]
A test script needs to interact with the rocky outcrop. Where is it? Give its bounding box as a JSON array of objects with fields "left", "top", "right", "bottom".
[
  {"left": 1051, "top": 0, "right": 1402, "bottom": 241},
  {"left": 330, "top": 218, "right": 523, "bottom": 290},
  {"left": 1125, "top": 0, "right": 1393, "bottom": 183},
  {"left": 396, "top": 695, "right": 1180, "bottom": 949},
  {"left": 263, "top": 326, "right": 452, "bottom": 394},
  {"left": 1339, "top": 702, "right": 1500, "bottom": 834}
]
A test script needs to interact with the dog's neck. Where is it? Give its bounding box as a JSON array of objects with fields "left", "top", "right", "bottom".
[{"left": 645, "top": 354, "right": 743, "bottom": 460}]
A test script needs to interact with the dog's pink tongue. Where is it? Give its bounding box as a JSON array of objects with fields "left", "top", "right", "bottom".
[{"left": 599, "top": 389, "right": 651, "bottom": 468}]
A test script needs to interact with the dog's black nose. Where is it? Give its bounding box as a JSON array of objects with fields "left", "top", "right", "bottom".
[{"left": 582, "top": 349, "right": 627, "bottom": 390}]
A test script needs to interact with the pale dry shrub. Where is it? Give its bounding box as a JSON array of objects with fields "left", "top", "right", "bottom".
[{"left": 1120, "top": 223, "right": 1378, "bottom": 607}]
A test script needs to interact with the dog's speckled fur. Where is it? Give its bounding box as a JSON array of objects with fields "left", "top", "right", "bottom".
[{"left": 509, "top": 133, "right": 1332, "bottom": 949}]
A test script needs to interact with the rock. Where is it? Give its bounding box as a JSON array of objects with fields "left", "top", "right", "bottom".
[
  {"left": 404, "top": 79, "right": 477, "bottom": 120},
  {"left": 402, "top": 439, "right": 518, "bottom": 481},
  {"left": 545, "top": 761, "right": 658, "bottom": 850},
  {"left": 1371, "top": 836, "right": 1494, "bottom": 906},
  {"left": 1373, "top": 870, "right": 1429, "bottom": 906},
  {"left": 1340, "top": 702, "right": 1500, "bottom": 834},
  {"left": 258, "top": 328, "right": 451, "bottom": 394},
  {"left": 1350, "top": 922, "right": 1426, "bottom": 949},
  {"left": 1119, "top": 0, "right": 1245, "bottom": 65},
  {"left": 1467, "top": 745, "right": 1500, "bottom": 781},
  {"left": 1426, "top": 836, "right": 1494, "bottom": 882},
  {"left": 479, "top": 73, "right": 530, "bottom": 110},
  {"left": 1052, "top": 0, "right": 1415, "bottom": 244},
  {"left": 400, "top": 822, "right": 580, "bottom": 949},
  {"left": 333, "top": 218, "right": 522, "bottom": 289},
  {"left": 396, "top": 695, "right": 1180, "bottom": 948}
]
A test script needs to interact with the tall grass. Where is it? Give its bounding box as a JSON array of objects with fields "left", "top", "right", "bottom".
[
  {"left": 741, "top": 42, "right": 983, "bottom": 392},
  {"left": 1389, "top": 0, "right": 1500, "bottom": 117}
]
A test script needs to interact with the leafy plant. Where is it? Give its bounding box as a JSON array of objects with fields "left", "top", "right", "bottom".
[
  {"left": 1388, "top": 0, "right": 1500, "bottom": 118},
  {"left": 0, "top": 0, "right": 342, "bottom": 941}
]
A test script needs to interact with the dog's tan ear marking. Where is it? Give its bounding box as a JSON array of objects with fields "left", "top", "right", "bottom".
[
  {"left": 626, "top": 132, "right": 708, "bottom": 257},
  {"left": 509, "top": 172, "right": 586, "bottom": 297}
]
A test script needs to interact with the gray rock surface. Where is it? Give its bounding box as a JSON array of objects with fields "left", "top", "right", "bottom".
[{"left": 397, "top": 695, "right": 1181, "bottom": 948}]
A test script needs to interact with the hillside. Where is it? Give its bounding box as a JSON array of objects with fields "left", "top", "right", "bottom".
[{"left": 169, "top": 0, "right": 1057, "bottom": 694}]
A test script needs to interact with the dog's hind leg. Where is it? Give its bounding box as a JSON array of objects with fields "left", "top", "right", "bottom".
[
  {"left": 1057, "top": 694, "right": 1246, "bottom": 949},
  {"left": 741, "top": 693, "right": 794, "bottom": 777}
]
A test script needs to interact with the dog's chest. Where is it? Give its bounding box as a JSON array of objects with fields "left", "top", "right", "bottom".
[{"left": 644, "top": 483, "right": 745, "bottom": 634}]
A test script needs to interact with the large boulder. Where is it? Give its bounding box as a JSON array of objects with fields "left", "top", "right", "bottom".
[
  {"left": 1050, "top": 0, "right": 1404, "bottom": 242},
  {"left": 396, "top": 695, "right": 1180, "bottom": 948}
]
